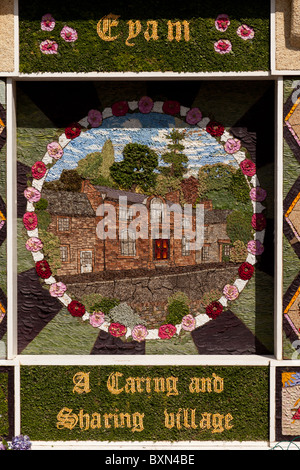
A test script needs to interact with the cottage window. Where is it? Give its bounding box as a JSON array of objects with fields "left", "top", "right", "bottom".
[
  {"left": 150, "top": 198, "right": 164, "bottom": 224},
  {"left": 182, "top": 236, "right": 190, "bottom": 256},
  {"left": 223, "top": 244, "right": 231, "bottom": 257},
  {"left": 120, "top": 229, "right": 136, "bottom": 256},
  {"left": 60, "top": 245, "right": 69, "bottom": 262},
  {"left": 202, "top": 245, "right": 210, "bottom": 261},
  {"left": 154, "top": 239, "right": 169, "bottom": 260},
  {"left": 58, "top": 217, "right": 70, "bottom": 232}
]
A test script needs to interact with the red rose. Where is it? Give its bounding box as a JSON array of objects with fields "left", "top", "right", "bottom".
[
  {"left": 35, "top": 259, "right": 52, "bottom": 279},
  {"left": 251, "top": 213, "right": 266, "bottom": 231},
  {"left": 205, "top": 301, "right": 223, "bottom": 319},
  {"left": 206, "top": 121, "right": 224, "bottom": 137},
  {"left": 23, "top": 212, "right": 38, "bottom": 231},
  {"left": 111, "top": 101, "right": 129, "bottom": 117},
  {"left": 240, "top": 159, "right": 256, "bottom": 177},
  {"left": 109, "top": 322, "right": 127, "bottom": 337},
  {"left": 238, "top": 262, "right": 254, "bottom": 280},
  {"left": 158, "top": 324, "right": 177, "bottom": 339},
  {"left": 65, "top": 123, "right": 81, "bottom": 139},
  {"left": 162, "top": 100, "right": 180, "bottom": 116},
  {"left": 31, "top": 161, "right": 47, "bottom": 180},
  {"left": 67, "top": 300, "right": 85, "bottom": 317}
]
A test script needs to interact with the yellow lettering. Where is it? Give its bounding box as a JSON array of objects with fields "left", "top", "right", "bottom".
[
  {"left": 225, "top": 413, "right": 234, "bottom": 430},
  {"left": 144, "top": 20, "right": 159, "bottom": 41},
  {"left": 91, "top": 413, "right": 101, "bottom": 429},
  {"left": 107, "top": 371, "right": 124, "bottom": 395},
  {"left": 126, "top": 20, "right": 142, "bottom": 46},
  {"left": 212, "top": 413, "right": 224, "bottom": 434},
  {"left": 97, "top": 13, "right": 120, "bottom": 42},
  {"left": 199, "top": 412, "right": 211, "bottom": 431},
  {"left": 56, "top": 407, "right": 78, "bottom": 430},
  {"left": 167, "top": 20, "right": 190, "bottom": 41},
  {"left": 73, "top": 371, "right": 91, "bottom": 394}
]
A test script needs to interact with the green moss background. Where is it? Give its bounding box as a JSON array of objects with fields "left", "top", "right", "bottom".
[
  {"left": 19, "top": 0, "right": 270, "bottom": 73},
  {"left": 20, "top": 365, "right": 269, "bottom": 442}
]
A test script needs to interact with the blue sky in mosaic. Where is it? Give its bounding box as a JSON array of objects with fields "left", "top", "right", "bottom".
[{"left": 46, "top": 112, "right": 237, "bottom": 182}]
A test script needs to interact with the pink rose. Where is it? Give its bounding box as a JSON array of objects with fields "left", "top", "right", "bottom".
[
  {"left": 237, "top": 24, "right": 255, "bottom": 40},
  {"left": 223, "top": 284, "right": 239, "bottom": 301},
  {"left": 249, "top": 187, "right": 267, "bottom": 202},
  {"left": 181, "top": 314, "right": 196, "bottom": 332},
  {"left": 40, "top": 40, "right": 58, "bottom": 55},
  {"left": 25, "top": 237, "right": 43, "bottom": 252},
  {"left": 31, "top": 161, "right": 47, "bottom": 180},
  {"left": 215, "top": 14, "right": 230, "bottom": 32},
  {"left": 247, "top": 240, "right": 264, "bottom": 255},
  {"left": 186, "top": 107, "right": 202, "bottom": 125},
  {"left": 214, "top": 39, "right": 232, "bottom": 54},
  {"left": 49, "top": 282, "right": 67, "bottom": 297},
  {"left": 158, "top": 324, "right": 177, "bottom": 339},
  {"left": 132, "top": 324, "right": 148, "bottom": 342},
  {"left": 89, "top": 311, "right": 105, "bottom": 328},
  {"left": 60, "top": 26, "right": 78, "bottom": 42},
  {"left": 87, "top": 109, "right": 102, "bottom": 128},
  {"left": 47, "top": 142, "right": 63, "bottom": 159},
  {"left": 24, "top": 187, "right": 41, "bottom": 203},
  {"left": 138, "top": 96, "right": 154, "bottom": 114},
  {"left": 23, "top": 212, "right": 38, "bottom": 231},
  {"left": 41, "top": 14, "right": 55, "bottom": 31},
  {"left": 240, "top": 159, "right": 256, "bottom": 176},
  {"left": 224, "top": 138, "right": 241, "bottom": 154}
]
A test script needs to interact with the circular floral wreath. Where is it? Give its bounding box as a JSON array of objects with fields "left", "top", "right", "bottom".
[{"left": 22, "top": 97, "right": 267, "bottom": 343}]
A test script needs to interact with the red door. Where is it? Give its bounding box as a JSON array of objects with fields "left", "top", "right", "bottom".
[{"left": 154, "top": 239, "right": 169, "bottom": 260}]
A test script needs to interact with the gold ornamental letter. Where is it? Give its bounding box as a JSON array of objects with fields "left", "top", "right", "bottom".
[
  {"left": 126, "top": 20, "right": 142, "bottom": 46},
  {"left": 97, "top": 13, "right": 120, "bottom": 42},
  {"left": 56, "top": 407, "right": 78, "bottom": 430},
  {"left": 144, "top": 20, "right": 159, "bottom": 41},
  {"left": 167, "top": 20, "right": 190, "bottom": 42},
  {"left": 73, "top": 371, "right": 91, "bottom": 394}
]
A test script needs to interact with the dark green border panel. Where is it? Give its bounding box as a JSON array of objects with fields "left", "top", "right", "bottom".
[
  {"left": 20, "top": 365, "right": 269, "bottom": 442},
  {"left": 19, "top": 0, "right": 270, "bottom": 73}
]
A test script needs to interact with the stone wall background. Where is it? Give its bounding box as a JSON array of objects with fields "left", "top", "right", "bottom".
[{"left": 66, "top": 265, "right": 239, "bottom": 326}]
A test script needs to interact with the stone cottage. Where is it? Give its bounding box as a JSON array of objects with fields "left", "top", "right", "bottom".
[{"left": 42, "top": 180, "right": 231, "bottom": 277}]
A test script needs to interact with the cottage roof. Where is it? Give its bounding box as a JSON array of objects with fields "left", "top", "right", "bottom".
[
  {"left": 94, "top": 185, "right": 147, "bottom": 204},
  {"left": 42, "top": 190, "right": 95, "bottom": 217},
  {"left": 204, "top": 209, "right": 231, "bottom": 224}
]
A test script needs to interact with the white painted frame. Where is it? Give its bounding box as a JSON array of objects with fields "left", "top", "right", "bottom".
[{"left": 0, "top": 0, "right": 296, "bottom": 451}]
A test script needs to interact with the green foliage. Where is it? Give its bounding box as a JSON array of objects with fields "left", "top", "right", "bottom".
[
  {"left": 229, "top": 240, "right": 248, "bottom": 263},
  {"left": 76, "top": 140, "right": 116, "bottom": 186},
  {"left": 198, "top": 163, "right": 236, "bottom": 193},
  {"left": 166, "top": 291, "right": 190, "bottom": 325},
  {"left": 39, "top": 229, "right": 61, "bottom": 274},
  {"left": 93, "top": 297, "right": 120, "bottom": 315},
  {"left": 44, "top": 169, "right": 83, "bottom": 192},
  {"left": 110, "top": 143, "right": 158, "bottom": 192},
  {"left": 159, "top": 129, "right": 188, "bottom": 179},
  {"left": 76, "top": 152, "right": 103, "bottom": 181},
  {"left": 226, "top": 210, "right": 253, "bottom": 244},
  {"left": 166, "top": 300, "right": 189, "bottom": 325},
  {"left": 230, "top": 168, "right": 251, "bottom": 203},
  {"left": 154, "top": 174, "right": 181, "bottom": 197},
  {"left": 34, "top": 198, "right": 48, "bottom": 211}
]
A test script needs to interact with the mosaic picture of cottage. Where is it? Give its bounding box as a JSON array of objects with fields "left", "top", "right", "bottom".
[{"left": 14, "top": 81, "right": 274, "bottom": 355}]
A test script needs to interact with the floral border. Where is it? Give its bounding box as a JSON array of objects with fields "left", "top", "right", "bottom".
[{"left": 22, "top": 97, "right": 267, "bottom": 343}]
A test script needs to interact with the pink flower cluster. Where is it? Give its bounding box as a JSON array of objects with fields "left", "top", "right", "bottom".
[
  {"left": 40, "top": 14, "right": 78, "bottom": 55},
  {"left": 214, "top": 14, "right": 255, "bottom": 55}
]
